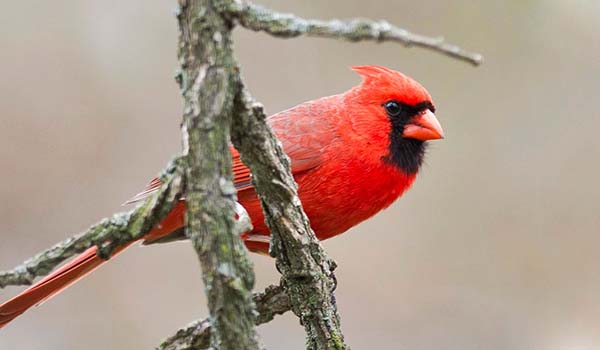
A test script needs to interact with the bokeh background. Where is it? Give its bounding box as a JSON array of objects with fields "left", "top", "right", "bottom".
[{"left": 1, "top": 0, "right": 600, "bottom": 349}]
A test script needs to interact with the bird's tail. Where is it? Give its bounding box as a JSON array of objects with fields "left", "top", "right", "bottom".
[{"left": 0, "top": 242, "right": 134, "bottom": 329}]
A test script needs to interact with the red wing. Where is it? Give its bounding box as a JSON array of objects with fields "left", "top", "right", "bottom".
[
  {"left": 123, "top": 178, "right": 162, "bottom": 204},
  {"left": 268, "top": 97, "right": 337, "bottom": 173},
  {"left": 230, "top": 147, "right": 253, "bottom": 191},
  {"left": 125, "top": 98, "right": 337, "bottom": 204},
  {"left": 124, "top": 149, "right": 253, "bottom": 204}
]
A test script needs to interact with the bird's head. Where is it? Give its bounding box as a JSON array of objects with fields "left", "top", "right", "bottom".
[{"left": 346, "top": 65, "right": 443, "bottom": 173}]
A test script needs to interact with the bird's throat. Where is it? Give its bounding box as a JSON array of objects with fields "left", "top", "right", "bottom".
[{"left": 383, "top": 136, "right": 427, "bottom": 174}]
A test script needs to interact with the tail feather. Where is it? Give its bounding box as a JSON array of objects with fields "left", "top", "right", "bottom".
[{"left": 0, "top": 243, "right": 133, "bottom": 329}]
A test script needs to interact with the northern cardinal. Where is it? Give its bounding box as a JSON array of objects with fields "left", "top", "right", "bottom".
[{"left": 0, "top": 65, "right": 443, "bottom": 328}]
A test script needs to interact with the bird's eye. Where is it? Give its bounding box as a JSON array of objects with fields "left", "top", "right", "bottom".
[{"left": 384, "top": 100, "right": 402, "bottom": 117}]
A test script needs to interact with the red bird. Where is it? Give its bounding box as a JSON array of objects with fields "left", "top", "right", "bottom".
[{"left": 0, "top": 65, "right": 443, "bottom": 328}]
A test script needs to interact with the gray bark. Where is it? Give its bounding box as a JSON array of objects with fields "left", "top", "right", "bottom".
[{"left": 176, "top": 1, "right": 259, "bottom": 349}]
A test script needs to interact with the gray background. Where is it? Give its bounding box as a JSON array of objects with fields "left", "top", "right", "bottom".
[{"left": 1, "top": 0, "right": 599, "bottom": 349}]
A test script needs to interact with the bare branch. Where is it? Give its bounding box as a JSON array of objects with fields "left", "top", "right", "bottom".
[
  {"left": 0, "top": 159, "right": 184, "bottom": 288},
  {"left": 231, "top": 84, "right": 347, "bottom": 350},
  {"left": 227, "top": 0, "right": 483, "bottom": 66},
  {"left": 157, "top": 285, "right": 290, "bottom": 350},
  {"left": 175, "top": 0, "right": 260, "bottom": 349}
]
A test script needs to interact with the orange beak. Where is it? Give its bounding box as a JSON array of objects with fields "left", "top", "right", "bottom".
[{"left": 402, "top": 109, "right": 444, "bottom": 141}]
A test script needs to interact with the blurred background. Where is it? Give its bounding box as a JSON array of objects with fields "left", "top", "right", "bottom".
[{"left": 1, "top": 0, "right": 600, "bottom": 349}]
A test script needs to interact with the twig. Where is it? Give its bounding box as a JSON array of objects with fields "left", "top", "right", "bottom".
[
  {"left": 157, "top": 285, "right": 290, "bottom": 350},
  {"left": 0, "top": 159, "right": 184, "bottom": 288},
  {"left": 228, "top": 0, "right": 483, "bottom": 66}
]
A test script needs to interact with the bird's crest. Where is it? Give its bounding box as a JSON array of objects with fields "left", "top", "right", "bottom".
[{"left": 350, "top": 65, "right": 432, "bottom": 106}]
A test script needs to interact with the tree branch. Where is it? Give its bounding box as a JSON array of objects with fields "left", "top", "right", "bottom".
[
  {"left": 157, "top": 284, "right": 290, "bottom": 350},
  {"left": 227, "top": 0, "right": 483, "bottom": 66},
  {"left": 0, "top": 159, "right": 184, "bottom": 288},
  {"left": 231, "top": 84, "right": 347, "bottom": 350},
  {"left": 175, "top": 1, "right": 260, "bottom": 349}
]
